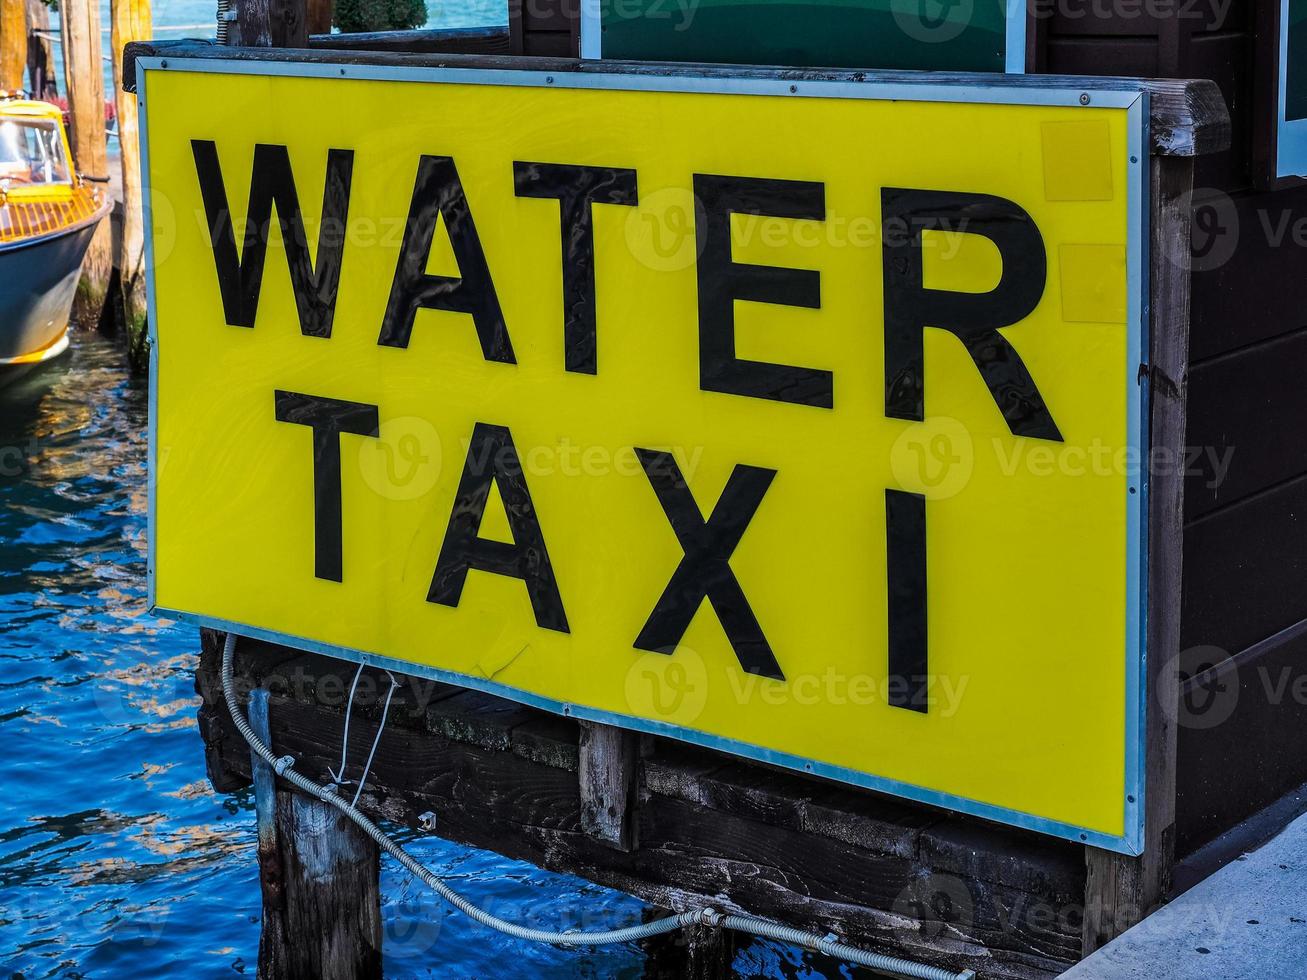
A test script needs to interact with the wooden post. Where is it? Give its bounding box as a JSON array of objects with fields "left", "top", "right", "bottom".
[
  {"left": 306, "top": 0, "right": 332, "bottom": 36},
  {"left": 641, "top": 909, "right": 737, "bottom": 980},
  {"left": 248, "top": 688, "right": 383, "bottom": 978},
  {"left": 24, "top": 0, "right": 54, "bottom": 98},
  {"left": 110, "top": 0, "right": 152, "bottom": 369},
  {"left": 578, "top": 720, "right": 637, "bottom": 850},
  {"left": 230, "top": 0, "right": 308, "bottom": 49},
  {"left": 0, "top": 0, "right": 25, "bottom": 91},
  {"left": 59, "top": 0, "right": 112, "bottom": 323},
  {"left": 276, "top": 789, "right": 383, "bottom": 978},
  {"left": 1082, "top": 153, "right": 1194, "bottom": 953}
]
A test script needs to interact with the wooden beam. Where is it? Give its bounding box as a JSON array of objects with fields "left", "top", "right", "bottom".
[
  {"left": 0, "top": 0, "right": 26, "bottom": 91},
  {"left": 308, "top": 26, "right": 512, "bottom": 54},
  {"left": 60, "top": 0, "right": 113, "bottom": 323},
  {"left": 579, "top": 720, "right": 637, "bottom": 850},
  {"left": 1082, "top": 152, "right": 1194, "bottom": 956},
  {"left": 118, "top": 40, "right": 1232, "bottom": 160},
  {"left": 109, "top": 0, "right": 152, "bottom": 369}
]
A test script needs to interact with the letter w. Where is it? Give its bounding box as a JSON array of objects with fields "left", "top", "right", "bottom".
[{"left": 192, "top": 140, "right": 353, "bottom": 338}]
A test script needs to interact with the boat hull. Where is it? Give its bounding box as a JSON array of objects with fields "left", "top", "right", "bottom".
[{"left": 0, "top": 216, "right": 104, "bottom": 367}]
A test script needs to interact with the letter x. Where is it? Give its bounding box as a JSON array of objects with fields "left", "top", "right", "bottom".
[{"left": 634, "top": 449, "right": 783, "bottom": 680}]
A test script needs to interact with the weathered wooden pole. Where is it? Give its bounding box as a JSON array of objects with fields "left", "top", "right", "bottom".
[
  {"left": 59, "top": 0, "right": 112, "bottom": 324},
  {"left": 248, "top": 690, "right": 291, "bottom": 979},
  {"left": 641, "top": 909, "right": 737, "bottom": 980},
  {"left": 110, "top": 0, "right": 152, "bottom": 368},
  {"left": 0, "top": 0, "right": 26, "bottom": 91},
  {"left": 248, "top": 686, "right": 383, "bottom": 978},
  {"left": 24, "top": 0, "right": 54, "bottom": 98}
]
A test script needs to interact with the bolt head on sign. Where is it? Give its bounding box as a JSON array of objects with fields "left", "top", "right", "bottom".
[{"left": 141, "top": 60, "right": 1148, "bottom": 853}]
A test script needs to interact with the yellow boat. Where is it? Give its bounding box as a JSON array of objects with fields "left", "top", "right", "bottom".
[{"left": 0, "top": 93, "right": 111, "bottom": 375}]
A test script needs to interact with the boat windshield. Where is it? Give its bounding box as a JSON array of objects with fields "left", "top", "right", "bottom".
[{"left": 0, "top": 117, "right": 72, "bottom": 185}]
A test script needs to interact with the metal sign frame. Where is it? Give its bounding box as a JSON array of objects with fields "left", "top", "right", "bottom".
[{"left": 137, "top": 56, "right": 1148, "bottom": 854}]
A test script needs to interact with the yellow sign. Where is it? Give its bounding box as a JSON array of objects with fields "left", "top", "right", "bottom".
[{"left": 140, "top": 61, "right": 1147, "bottom": 852}]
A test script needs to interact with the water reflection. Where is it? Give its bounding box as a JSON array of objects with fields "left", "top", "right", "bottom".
[{"left": 0, "top": 333, "right": 258, "bottom": 977}]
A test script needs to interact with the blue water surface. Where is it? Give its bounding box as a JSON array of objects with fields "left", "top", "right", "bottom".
[{"left": 0, "top": 333, "right": 819, "bottom": 977}]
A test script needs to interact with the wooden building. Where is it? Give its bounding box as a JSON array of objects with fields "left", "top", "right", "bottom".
[{"left": 126, "top": 0, "right": 1307, "bottom": 975}]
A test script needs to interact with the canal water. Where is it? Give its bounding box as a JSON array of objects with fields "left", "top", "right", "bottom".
[{"left": 0, "top": 338, "right": 807, "bottom": 978}]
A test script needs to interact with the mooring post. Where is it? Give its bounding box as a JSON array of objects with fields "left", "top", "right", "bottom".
[
  {"left": 249, "top": 689, "right": 291, "bottom": 978},
  {"left": 246, "top": 685, "right": 383, "bottom": 978},
  {"left": 640, "top": 908, "right": 738, "bottom": 980}
]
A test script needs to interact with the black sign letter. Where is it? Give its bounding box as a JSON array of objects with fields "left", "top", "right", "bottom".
[
  {"left": 513, "top": 162, "right": 638, "bottom": 374},
  {"left": 886, "top": 488, "right": 928, "bottom": 712},
  {"left": 273, "top": 390, "right": 380, "bottom": 583},
  {"left": 693, "top": 174, "right": 833, "bottom": 408},
  {"left": 635, "top": 449, "right": 783, "bottom": 679},
  {"left": 428, "top": 423, "right": 568, "bottom": 633},
  {"left": 192, "top": 141, "right": 354, "bottom": 337},
  {"left": 882, "top": 188, "right": 1061, "bottom": 442},
  {"left": 379, "top": 155, "right": 513, "bottom": 361}
]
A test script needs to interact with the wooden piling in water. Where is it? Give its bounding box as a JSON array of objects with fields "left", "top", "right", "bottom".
[
  {"left": 109, "top": 0, "right": 152, "bottom": 368},
  {"left": 59, "top": 0, "right": 112, "bottom": 324},
  {"left": 0, "top": 0, "right": 25, "bottom": 91},
  {"left": 24, "top": 0, "right": 54, "bottom": 98},
  {"left": 247, "top": 685, "right": 384, "bottom": 979}
]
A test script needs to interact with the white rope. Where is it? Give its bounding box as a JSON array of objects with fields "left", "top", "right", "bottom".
[
  {"left": 351, "top": 671, "right": 400, "bottom": 809},
  {"left": 326, "top": 663, "right": 365, "bottom": 786}
]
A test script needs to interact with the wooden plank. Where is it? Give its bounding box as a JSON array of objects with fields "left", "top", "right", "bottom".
[
  {"left": 523, "top": 30, "right": 577, "bottom": 58},
  {"left": 522, "top": 0, "right": 576, "bottom": 35},
  {"left": 1082, "top": 153, "right": 1194, "bottom": 956},
  {"left": 1181, "top": 474, "right": 1307, "bottom": 662},
  {"left": 578, "top": 720, "right": 637, "bottom": 850},
  {"left": 1184, "top": 328, "right": 1307, "bottom": 520},
  {"left": 1175, "top": 619, "right": 1307, "bottom": 857},
  {"left": 1188, "top": 184, "right": 1307, "bottom": 361},
  {"left": 119, "top": 40, "right": 1232, "bottom": 158},
  {"left": 309, "top": 26, "right": 512, "bottom": 54}
]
